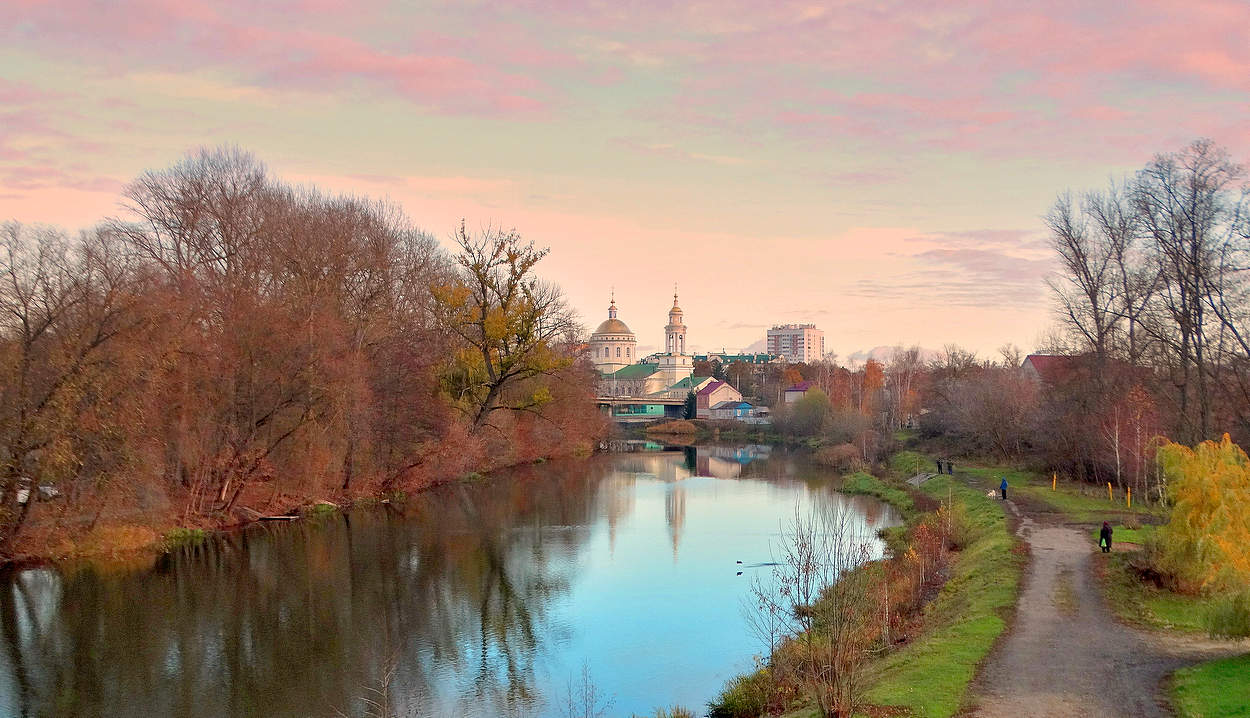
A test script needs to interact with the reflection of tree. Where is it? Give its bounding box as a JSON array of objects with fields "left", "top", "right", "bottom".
[
  {"left": 0, "top": 448, "right": 902, "bottom": 718},
  {"left": 0, "top": 459, "right": 614, "bottom": 718}
]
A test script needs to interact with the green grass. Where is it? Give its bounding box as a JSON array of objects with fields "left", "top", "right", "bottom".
[
  {"left": 1101, "top": 553, "right": 1218, "bottom": 633},
  {"left": 1091, "top": 524, "right": 1153, "bottom": 546},
  {"left": 1171, "top": 654, "right": 1250, "bottom": 718},
  {"left": 861, "top": 474, "right": 1023, "bottom": 717},
  {"left": 889, "top": 450, "right": 931, "bottom": 479},
  {"left": 959, "top": 463, "right": 1161, "bottom": 523},
  {"left": 161, "top": 527, "right": 207, "bottom": 551},
  {"left": 840, "top": 472, "right": 915, "bottom": 516}
]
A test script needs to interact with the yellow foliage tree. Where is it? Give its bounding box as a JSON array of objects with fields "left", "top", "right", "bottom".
[
  {"left": 1157, "top": 434, "right": 1250, "bottom": 592},
  {"left": 430, "top": 223, "right": 577, "bottom": 429}
]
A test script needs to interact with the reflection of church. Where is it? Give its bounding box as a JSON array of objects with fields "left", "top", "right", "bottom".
[{"left": 589, "top": 290, "right": 697, "bottom": 398}]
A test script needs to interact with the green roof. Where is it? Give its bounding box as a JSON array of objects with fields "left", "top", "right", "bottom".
[
  {"left": 668, "top": 375, "right": 713, "bottom": 390},
  {"left": 608, "top": 364, "right": 661, "bottom": 380}
]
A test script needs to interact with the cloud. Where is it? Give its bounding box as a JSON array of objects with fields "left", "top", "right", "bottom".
[
  {"left": 612, "top": 137, "right": 748, "bottom": 166},
  {"left": 842, "top": 226, "right": 1056, "bottom": 308}
]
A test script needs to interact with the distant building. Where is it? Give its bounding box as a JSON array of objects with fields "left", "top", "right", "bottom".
[
  {"left": 783, "top": 381, "right": 812, "bottom": 403},
  {"left": 696, "top": 381, "right": 743, "bottom": 418},
  {"left": 1021, "top": 354, "right": 1080, "bottom": 384},
  {"left": 710, "top": 401, "right": 757, "bottom": 421},
  {"left": 693, "top": 352, "right": 780, "bottom": 365},
  {"left": 593, "top": 288, "right": 696, "bottom": 399},
  {"left": 588, "top": 294, "right": 637, "bottom": 373},
  {"left": 767, "top": 324, "right": 825, "bottom": 363}
]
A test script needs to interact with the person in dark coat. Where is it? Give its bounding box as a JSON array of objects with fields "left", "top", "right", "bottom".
[
  {"left": 999, "top": 476, "right": 1008, "bottom": 500},
  {"left": 1100, "top": 522, "right": 1113, "bottom": 553}
]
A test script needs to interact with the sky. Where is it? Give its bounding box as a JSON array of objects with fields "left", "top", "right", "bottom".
[{"left": 3, "top": 1, "right": 1249, "bottom": 360}]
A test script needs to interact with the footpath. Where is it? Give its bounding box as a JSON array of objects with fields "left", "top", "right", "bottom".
[{"left": 969, "top": 495, "right": 1243, "bottom": 717}]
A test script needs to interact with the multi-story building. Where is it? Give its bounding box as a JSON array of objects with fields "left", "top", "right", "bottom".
[
  {"left": 766, "top": 324, "right": 825, "bottom": 363},
  {"left": 588, "top": 294, "right": 638, "bottom": 373}
]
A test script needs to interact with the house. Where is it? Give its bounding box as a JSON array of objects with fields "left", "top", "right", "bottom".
[
  {"left": 783, "top": 381, "right": 812, "bottom": 403},
  {"left": 696, "top": 381, "right": 743, "bottom": 418},
  {"left": 1020, "top": 355, "right": 1081, "bottom": 385},
  {"left": 710, "top": 400, "right": 756, "bottom": 420}
]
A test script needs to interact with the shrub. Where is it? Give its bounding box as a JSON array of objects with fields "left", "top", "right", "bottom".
[
  {"left": 936, "top": 497, "right": 982, "bottom": 551},
  {"left": 307, "top": 501, "right": 338, "bottom": 516},
  {"left": 162, "top": 527, "right": 206, "bottom": 551},
  {"left": 1156, "top": 434, "right": 1250, "bottom": 592},
  {"left": 815, "top": 443, "right": 863, "bottom": 472},
  {"left": 707, "top": 669, "right": 772, "bottom": 718},
  {"left": 645, "top": 420, "right": 697, "bottom": 435},
  {"left": 635, "top": 708, "right": 695, "bottom": 718},
  {"left": 1206, "top": 591, "right": 1250, "bottom": 639}
]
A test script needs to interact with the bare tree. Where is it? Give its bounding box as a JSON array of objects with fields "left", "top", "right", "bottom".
[
  {"left": 749, "top": 503, "right": 876, "bottom": 717},
  {"left": 0, "top": 223, "right": 145, "bottom": 545},
  {"left": 1046, "top": 192, "right": 1118, "bottom": 365},
  {"left": 1133, "top": 139, "right": 1247, "bottom": 441}
]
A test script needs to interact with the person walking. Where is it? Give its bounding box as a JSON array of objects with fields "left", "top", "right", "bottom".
[
  {"left": 1100, "top": 521, "right": 1113, "bottom": 553},
  {"left": 999, "top": 476, "right": 1008, "bottom": 501}
]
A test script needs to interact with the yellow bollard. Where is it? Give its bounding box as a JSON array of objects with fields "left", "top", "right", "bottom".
[
  {"left": 1052, "top": 473, "right": 1057, "bottom": 491},
  {"left": 1127, "top": 487, "right": 1131, "bottom": 509},
  {"left": 1107, "top": 482, "right": 1113, "bottom": 502}
]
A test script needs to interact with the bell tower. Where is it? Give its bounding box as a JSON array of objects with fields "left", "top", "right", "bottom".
[{"left": 664, "top": 286, "right": 687, "bottom": 355}]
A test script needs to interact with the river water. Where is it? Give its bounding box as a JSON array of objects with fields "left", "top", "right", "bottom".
[{"left": 0, "top": 445, "right": 899, "bottom": 718}]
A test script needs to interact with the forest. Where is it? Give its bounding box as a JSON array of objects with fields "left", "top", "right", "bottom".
[{"left": 0, "top": 147, "right": 604, "bottom": 560}]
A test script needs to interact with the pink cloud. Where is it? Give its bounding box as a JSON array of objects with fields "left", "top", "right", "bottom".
[{"left": 4, "top": 0, "right": 570, "bottom": 115}]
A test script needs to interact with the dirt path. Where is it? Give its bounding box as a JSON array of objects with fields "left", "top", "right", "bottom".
[{"left": 970, "top": 500, "right": 1245, "bottom": 717}]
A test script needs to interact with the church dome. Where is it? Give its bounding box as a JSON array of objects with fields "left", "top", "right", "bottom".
[{"left": 594, "top": 317, "right": 633, "bottom": 335}]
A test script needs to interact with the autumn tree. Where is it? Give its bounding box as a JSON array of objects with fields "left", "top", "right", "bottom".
[
  {"left": 432, "top": 223, "right": 579, "bottom": 429},
  {"left": 0, "top": 223, "right": 146, "bottom": 545},
  {"left": 884, "top": 346, "right": 924, "bottom": 430},
  {"left": 1155, "top": 434, "right": 1250, "bottom": 593}
]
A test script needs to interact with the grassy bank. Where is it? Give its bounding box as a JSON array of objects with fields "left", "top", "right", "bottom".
[
  {"left": 721, "top": 462, "right": 1021, "bottom": 718},
  {"left": 840, "top": 472, "right": 916, "bottom": 516},
  {"left": 860, "top": 473, "right": 1022, "bottom": 717},
  {"left": 959, "top": 463, "right": 1162, "bottom": 523},
  {"left": 1171, "top": 654, "right": 1250, "bottom": 718}
]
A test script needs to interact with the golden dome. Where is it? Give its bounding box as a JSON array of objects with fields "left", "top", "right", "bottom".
[{"left": 594, "top": 318, "right": 633, "bottom": 335}]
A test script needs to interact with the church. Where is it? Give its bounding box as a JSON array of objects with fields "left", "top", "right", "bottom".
[{"left": 589, "top": 290, "right": 699, "bottom": 399}]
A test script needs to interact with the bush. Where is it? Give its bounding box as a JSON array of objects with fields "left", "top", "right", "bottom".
[
  {"left": 815, "top": 443, "right": 863, "bottom": 472},
  {"left": 707, "top": 669, "right": 772, "bottom": 718},
  {"left": 635, "top": 708, "right": 695, "bottom": 718},
  {"left": 936, "top": 498, "right": 982, "bottom": 551},
  {"left": 1156, "top": 435, "right": 1250, "bottom": 592},
  {"left": 645, "top": 420, "right": 697, "bottom": 435},
  {"left": 162, "top": 527, "right": 206, "bottom": 551},
  {"left": 1206, "top": 591, "right": 1250, "bottom": 639}
]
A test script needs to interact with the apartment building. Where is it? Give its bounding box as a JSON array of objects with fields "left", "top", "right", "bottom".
[{"left": 766, "top": 324, "right": 825, "bottom": 363}]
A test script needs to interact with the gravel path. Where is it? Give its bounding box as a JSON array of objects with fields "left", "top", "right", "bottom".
[{"left": 970, "top": 500, "right": 1245, "bottom": 717}]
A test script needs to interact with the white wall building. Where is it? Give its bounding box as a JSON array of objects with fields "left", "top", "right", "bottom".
[
  {"left": 766, "top": 324, "right": 825, "bottom": 363},
  {"left": 588, "top": 295, "right": 638, "bottom": 373}
]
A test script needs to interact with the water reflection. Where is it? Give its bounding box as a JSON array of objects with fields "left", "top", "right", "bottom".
[{"left": 0, "top": 447, "right": 899, "bottom": 718}]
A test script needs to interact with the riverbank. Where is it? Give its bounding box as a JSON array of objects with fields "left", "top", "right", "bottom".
[
  {"left": 707, "top": 454, "right": 1023, "bottom": 718},
  {"left": 3, "top": 441, "right": 597, "bottom": 569},
  {"left": 856, "top": 469, "right": 1022, "bottom": 716}
]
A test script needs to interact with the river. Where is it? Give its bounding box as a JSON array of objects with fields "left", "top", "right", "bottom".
[{"left": 0, "top": 445, "right": 899, "bottom": 718}]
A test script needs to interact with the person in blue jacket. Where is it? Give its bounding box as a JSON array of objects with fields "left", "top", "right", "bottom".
[{"left": 1000, "top": 476, "right": 1008, "bottom": 501}]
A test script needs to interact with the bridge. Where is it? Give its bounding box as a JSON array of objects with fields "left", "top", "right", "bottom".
[{"left": 595, "top": 395, "right": 687, "bottom": 422}]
